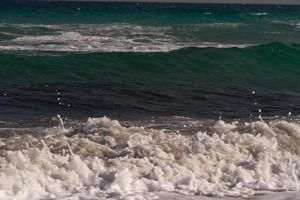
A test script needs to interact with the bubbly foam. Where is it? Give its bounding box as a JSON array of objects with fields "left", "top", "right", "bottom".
[
  {"left": 1, "top": 116, "right": 300, "bottom": 199},
  {"left": 0, "top": 23, "right": 253, "bottom": 52},
  {"left": 250, "top": 12, "right": 268, "bottom": 16}
]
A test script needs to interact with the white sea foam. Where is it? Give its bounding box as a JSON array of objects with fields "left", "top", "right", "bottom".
[
  {"left": 1, "top": 116, "right": 300, "bottom": 199},
  {"left": 0, "top": 33, "right": 252, "bottom": 52},
  {"left": 0, "top": 23, "right": 253, "bottom": 52},
  {"left": 250, "top": 12, "right": 268, "bottom": 16}
]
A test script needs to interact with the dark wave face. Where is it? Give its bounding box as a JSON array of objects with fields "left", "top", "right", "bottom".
[
  {"left": 1, "top": 43, "right": 300, "bottom": 120},
  {"left": 0, "top": 2, "right": 299, "bottom": 121}
]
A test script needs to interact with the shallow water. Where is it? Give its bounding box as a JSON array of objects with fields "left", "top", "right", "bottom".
[{"left": 1, "top": 116, "right": 300, "bottom": 199}]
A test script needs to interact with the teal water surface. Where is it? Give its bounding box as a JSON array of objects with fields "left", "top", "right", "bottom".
[{"left": 0, "top": 2, "right": 299, "bottom": 120}]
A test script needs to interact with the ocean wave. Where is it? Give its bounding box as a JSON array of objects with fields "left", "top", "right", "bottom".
[
  {"left": 0, "top": 23, "right": 253, "bottom": 53},
  {"left": 0, "top": 42, "right": 299, "bottom": 91},
  {"left": 1, "top": 116, "right": 300, "bottom": 199},
  {"left": 0, "top": 23, "right": 175, "bottom": 52},
  {"left": 1, "top": 33, "right": 253, "bottom": 52},
  {"left": 0, "top": 31, "right": 177, "bottom": 52},
  {"left": 0, "top": 21, "right": 299, "bottom": 53}
]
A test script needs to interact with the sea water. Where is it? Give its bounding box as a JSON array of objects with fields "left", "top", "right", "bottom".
[{"left": 0, "top": 2, "right": 300, "bottom": 200}]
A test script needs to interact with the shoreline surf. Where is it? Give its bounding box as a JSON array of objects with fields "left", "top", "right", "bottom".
[{"left": 0, "top": 3, "right": 300, "bottom": 199}]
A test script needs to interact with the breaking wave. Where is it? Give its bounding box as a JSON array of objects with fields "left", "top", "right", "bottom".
[
  {"left": 0, "top": 42, "right": 299, "bottom": 89},
  {"left": 1, "top": 116, "right": 300, "bottom": 199}
]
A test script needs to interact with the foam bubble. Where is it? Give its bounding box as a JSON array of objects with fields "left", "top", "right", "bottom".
[{"left": 1, "top": 116, "right": 300, "bottom": 199}]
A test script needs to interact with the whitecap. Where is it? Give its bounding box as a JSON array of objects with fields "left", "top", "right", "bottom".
[
  {"left": 0, "top": 23, "right": 254, "bottom": 53},
  {"left": 1, "top": 116, "right": 300, "bottom": 199}
]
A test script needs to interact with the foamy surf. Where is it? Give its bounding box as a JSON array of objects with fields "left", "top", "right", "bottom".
[
  {"left": 1, "top": 116, "right": 300, "bottom": 200},
  {"left": 1, "top": 20, "right": 299, "bottom": 53},
  {"left": 0, "top": 22, "right": 279, "bottom": 53},
  {"left": 0, "top": 31, "right": 253, "bottom": 53}
]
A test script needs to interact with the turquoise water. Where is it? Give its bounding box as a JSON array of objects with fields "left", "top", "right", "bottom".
[
  {"left": 1, "top": 43, "right": 300, "bottom": 89},
  {"left": 0, "top": 2, "right": 299, "bottom": 119}
]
